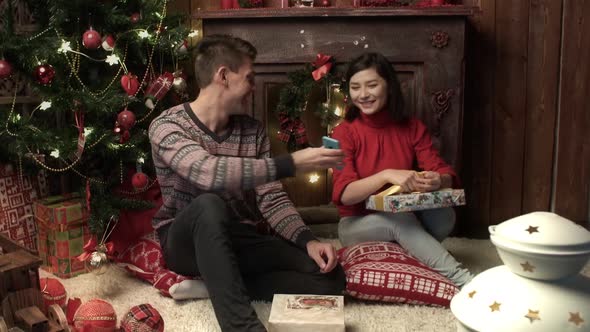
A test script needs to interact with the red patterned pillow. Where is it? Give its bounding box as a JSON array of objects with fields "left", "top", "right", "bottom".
[
  {"left": 117, "top": 232, "right": 165, "bottom": 284},
  {"left": 337, "top": 241, "right": 459, "bottom": 307}
]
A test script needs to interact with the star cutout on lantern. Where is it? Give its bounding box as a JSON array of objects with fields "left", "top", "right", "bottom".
[
  {"left": 489, "top": 301, "right": 501, "bottom": 312},
  {"left": 105, "top": 54, "right": 120, "bottom": 66},
  {"left": 526, "top": 225, "right": 539, "bottom": 234},
  {"left": 58, "top": 40, "right": 72, "bottom": 54},
  {"left": 521, "top": 261, "right": 536, "bottom": 272},
  {"left": 468, "top": 291, "right": 476, "bottom": 299},
  {"left": 569, "top": 312, "right": 584, "bottom": 326},
  {"left": 525, "top": 309, "right": 541, "bottom": 323},
  {"left": 39, "top": 101, "right": 52, "bottom": 110},
  {"left": 309, "top": 173, "right": 320, "bottom": 183}
]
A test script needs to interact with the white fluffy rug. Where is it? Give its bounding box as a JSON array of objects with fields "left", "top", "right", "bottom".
[{"left": 40, "top": 238, "right": 590, "bottom": 332}]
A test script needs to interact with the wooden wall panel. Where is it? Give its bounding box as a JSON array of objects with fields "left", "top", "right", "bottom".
[
  {"left": 489, "top": 0, "right": 528, "bottom": 224},
  {"left": 461, "top": 0, "right": 495, "bottom": 235},
  {"left": 522, "top": 0, "right": 562, "bottom": 213},
  {"left": 553, "top": 0, "right": 590, "bottom": 223}
]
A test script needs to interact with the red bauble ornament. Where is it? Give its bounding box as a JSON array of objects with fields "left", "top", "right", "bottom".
[
  {"left": 120, "top": 73, "right": 140, "bottom": 96},
  {"left": 83, "top": 29, "right": 102, "bottom": 49},
  {"left": 130, "top": 13, "right": 141, "bottom": 23},
  {"left": 117, "top": 109, "right": 136, "bottom": 130},
  {"left": 0, "top": 59, "right": 13, "bottom": 79},
  {"left": 431, "top": 0, "right": 445, "bottom": 5},
  {"left": 40, "top": 278, "right": 67, "bottom": 310},
  {"left": 132, "top": 172, "right": 149, "bottom": 191},
  {"left": 73, "top": 299, "right": 117, "bottom": 332},
  {"left": 102, "top": 34, "right": 116, "bottom": 51},
  {"left": 321, "top": 0, "right": 331, "bottom": 6},
  {"left": 34, "top": 64, "right": 56, "bottom": 85}
]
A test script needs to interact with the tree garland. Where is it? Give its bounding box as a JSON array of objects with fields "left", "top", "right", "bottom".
[{"left": 275, "top": 54, "right": 344, "bottom": 150}]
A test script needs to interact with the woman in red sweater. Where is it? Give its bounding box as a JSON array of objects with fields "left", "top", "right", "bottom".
[{"left": 331, "top": 52, "right": 473, "bottom": 287}]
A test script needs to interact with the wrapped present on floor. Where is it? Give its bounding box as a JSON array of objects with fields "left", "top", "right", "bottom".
[
  {"left": 0, "top": 164, "right": 48, "bottom": 251},
  {"left": 34, "top": 194, "right": 91, "bottom": 278},
  {"left": 268, "top": 294, "right": 345, "bottom": 332},
  {"left": 366, "top": 185, "right": 466, "bottom": 213}
]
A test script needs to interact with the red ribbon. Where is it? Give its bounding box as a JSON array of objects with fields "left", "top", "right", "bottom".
[
  {"left": 312, "top": 53, "right": 333, "bottom": 81},
  {"left": 77, "top": 237, "right": 115, "bottom": 262}
]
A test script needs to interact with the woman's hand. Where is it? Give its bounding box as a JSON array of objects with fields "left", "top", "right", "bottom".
[
  {"left": 383, "top": 169, "right": 421, "bottom": 193},
  {"left": 415, "top": 171, "right": 442, "bottom": 192}
]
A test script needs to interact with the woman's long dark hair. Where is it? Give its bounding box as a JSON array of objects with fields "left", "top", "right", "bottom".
[{"left": 344, "top": 52, "right": 408, "bottom": 123}]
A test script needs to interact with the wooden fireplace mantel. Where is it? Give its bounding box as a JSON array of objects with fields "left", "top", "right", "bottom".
[
  {"left": 193, "top": 6, "right": 479, "bottom": 19},
  {"left": 193, "top": 7, "right": 473, "bottom": 207}
]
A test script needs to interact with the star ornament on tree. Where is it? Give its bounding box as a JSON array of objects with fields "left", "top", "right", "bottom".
[{"left": 105, "top": 54, "right": 120, "bottom": 66}]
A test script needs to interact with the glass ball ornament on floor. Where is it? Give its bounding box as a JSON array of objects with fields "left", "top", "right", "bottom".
[
  {"left": 86, "top": 249, "right": 110, "bottom": 275},
  {"left": 34, "top": 64, "right": 55, "bottom": 85}
]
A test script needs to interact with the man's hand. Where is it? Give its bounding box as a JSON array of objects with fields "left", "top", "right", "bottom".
[
  {"left": 306, "top": 240, "right": 338, "bottom": 273},
  {"left": 291, "top": 147, "right": 344, "bottom": 174}
]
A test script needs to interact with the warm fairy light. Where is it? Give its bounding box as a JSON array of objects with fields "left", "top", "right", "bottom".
[
  {"left": 138, "top": 157, "right": 145, "bottom": 164},
  {"left": 105, "top": 54, "right": 120, "bottom": 66},
  {"left": 39, "top": 101, "right": 52, "bottom": 110},
  {"left": 334, "top": 106, "right": 343, "bottom": 117},
  {"left": 309, "top": 173, "right": 320, "bottom": 183},
  {"left": 58, "top": 40, "right": 72, "bottom": 54},
  {"left": 138, "top": 30, "right": 151, "bottom": 39}
]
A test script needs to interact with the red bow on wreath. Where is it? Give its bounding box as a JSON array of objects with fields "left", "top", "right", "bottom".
[
  {"left": 77, "top": 237, "right": 116, "bottom": 262},
  {"left": 278, "top": 112, "right": 308, "bottom": 146},
  {"left": 312, "top": 53, "right": 333, "bottom": 81}
]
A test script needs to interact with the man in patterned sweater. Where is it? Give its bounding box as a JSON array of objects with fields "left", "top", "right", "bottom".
[{"left": 148, "top": 35, "right": 346, "bottom": 331}]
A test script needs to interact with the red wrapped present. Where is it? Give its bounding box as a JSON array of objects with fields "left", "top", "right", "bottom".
[
  {"left": 0, "top": 164, "right": 48, "bottom": 251},
  {"left": 34, "top": 194, "right": 91, "bottom": 278}
]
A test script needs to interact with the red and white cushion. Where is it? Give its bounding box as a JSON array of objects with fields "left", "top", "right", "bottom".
[
  {"left": 338, "top": 241, "right": 459, "bottom": 307},
  {"left": 116, "top": 232, "right": 204, "bottom": 299}
]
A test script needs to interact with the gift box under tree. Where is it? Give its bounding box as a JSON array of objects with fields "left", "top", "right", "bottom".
[
  {"left": 366, "top": 187, "right": 466, "bottom": 213},
  {"left": 34, "top": 194, "right": 91, "bottom": 278},
  {"left": 0, "top": 164, "right": 48, "bottom": 251}
]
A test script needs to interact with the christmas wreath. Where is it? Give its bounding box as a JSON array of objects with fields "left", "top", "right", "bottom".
[{"left": 275, "top": 54, "right": 344, "bottom": 149}]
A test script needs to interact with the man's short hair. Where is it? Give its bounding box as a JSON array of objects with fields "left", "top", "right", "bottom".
[{"left": 193, "top": 34, "right": 257, "bottom": 88}]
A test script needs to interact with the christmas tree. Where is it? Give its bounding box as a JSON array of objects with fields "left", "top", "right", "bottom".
[{"left": 0, "top": 0, "right": 195, "bottom": 237}]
